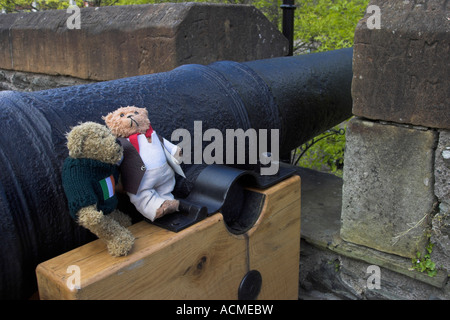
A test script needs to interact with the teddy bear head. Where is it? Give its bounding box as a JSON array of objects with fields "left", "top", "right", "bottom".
[
  {"left": 103, "top": 106, "right": 151, "bottom": 138},
  {"left": 66, "top": 122, "right": 123, "bottom": 165}
]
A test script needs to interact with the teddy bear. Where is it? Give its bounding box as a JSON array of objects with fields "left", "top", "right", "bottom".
[
  {"left": 103, "top": 106, "right": 182, "bottom": 223},
  {"left": 61, "top": 121, "right": 135, "bottom": 257}
]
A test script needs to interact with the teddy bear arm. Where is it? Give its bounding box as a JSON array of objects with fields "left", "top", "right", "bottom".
[
  {"left": 175, "top": 146, "right": 183, "bottom": 162},
  {"left": 161, "top": 137, "right": 182, "bottom": 162},
  {"left": 108, "top": 209, "right": 132, "bottom": 228},
  {"left": 62, "top": 172, "right": 99, "bottom": 220},
  {"left": 162, "top": 138, "right": 179, "bottom": 156},
  {"left": 77, "top": 205, "right": 135, "bottom": 256},
  {"left": 76, "top": 204, "right": 103, "bottom": 227}
]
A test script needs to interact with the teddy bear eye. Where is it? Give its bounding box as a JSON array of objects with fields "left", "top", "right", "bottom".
[
  {"left": 120, "top": 113, "right": 125, "bottom": 117},
  {"left": 134, "top": 111, "right": 139, "bottom": 115}
]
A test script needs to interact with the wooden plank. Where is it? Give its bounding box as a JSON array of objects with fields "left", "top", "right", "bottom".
[
  {"left": 36, "top": 175, "right": 301, "bottom": 300},
  {"left": 241, "top": 175, "right": 301, "bottom": 300}
]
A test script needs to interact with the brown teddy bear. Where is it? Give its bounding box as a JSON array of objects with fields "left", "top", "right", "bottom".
[
  {"left": 103, "top": 106, "right": 181, "bottom": 222},
  {"left": 62, "top": 122, "right": 135, "bottom": 257}
]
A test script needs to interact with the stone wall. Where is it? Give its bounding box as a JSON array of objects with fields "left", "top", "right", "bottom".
[
  {"left": 300, "top": 0, "right": 449, "bottom": 300},
  {"left": 0, "top": 3, "right": 288, "bottom": 91},
  {"left": 342, "top": 0, "right": 449, "bottom": 258},
  {"left": 340, "top": 0, "right": 448, "bottom": 298},
  {"left": 0, "top": 68, "right": 95, "bottom": 92}
]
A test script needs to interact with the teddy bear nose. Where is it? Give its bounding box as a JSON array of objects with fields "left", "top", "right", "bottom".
[{"left": 127, "top": 115, "right": 133, "bottom": 118}]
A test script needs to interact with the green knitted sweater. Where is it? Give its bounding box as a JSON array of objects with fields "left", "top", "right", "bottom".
[{"left": 62, "top": 157, "right": 119, "bottom": 220}]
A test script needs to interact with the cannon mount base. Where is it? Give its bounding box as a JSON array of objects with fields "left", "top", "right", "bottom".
[{"left": 36, "top": 175, "right": 301, "bottom": 300}]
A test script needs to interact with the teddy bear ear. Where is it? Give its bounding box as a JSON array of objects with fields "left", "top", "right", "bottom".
[
  {"left": 102, "top": 113, "right": 113, "bottom": 123},
  {"left": 63, "top": 124, "right": 79, "bottom": 141}
]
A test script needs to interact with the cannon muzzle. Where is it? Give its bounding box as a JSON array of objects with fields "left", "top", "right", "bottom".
[{"left": 0, "top": 48, "right": 352, "bottom": 299}]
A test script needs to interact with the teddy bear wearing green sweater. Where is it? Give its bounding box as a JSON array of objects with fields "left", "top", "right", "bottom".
[{"left": 62, "top": 122, "right": 135, "bottom": 257}]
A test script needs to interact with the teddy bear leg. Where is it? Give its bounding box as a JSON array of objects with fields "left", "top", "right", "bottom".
[
  {"left": 108, "top": 209, "right": 133, "bottom": 228},
  {"left": 77, "top": 205, "right": 135, "bottom": 256},
  {"left": 129, "top": 189, "right": 160, "bottom": 221}
]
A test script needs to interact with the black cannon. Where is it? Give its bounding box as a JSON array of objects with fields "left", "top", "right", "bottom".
[{"left": 0, "top": 48, "right": 352, "bottom": 299}]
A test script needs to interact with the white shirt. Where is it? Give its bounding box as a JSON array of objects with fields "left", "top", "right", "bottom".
[{"left": 130, "top": 131, "right": 178, "bottom": 170}]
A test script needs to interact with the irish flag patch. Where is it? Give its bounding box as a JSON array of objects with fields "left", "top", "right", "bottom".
[{"left": 99, "top": 175, "right": 115, "bottom": 200}]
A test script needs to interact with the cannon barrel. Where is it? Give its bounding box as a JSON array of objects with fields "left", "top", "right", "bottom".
[{"left": 0, "top": 48, "right": 353, "bottom": 299}]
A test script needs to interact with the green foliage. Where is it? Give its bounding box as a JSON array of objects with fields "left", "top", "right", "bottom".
[
  {"left": 293, "top": 0, "right": 369, "bottom": 176},
  {"left": 0, "top": 0, "right": 76, "bottom": 12},
  {"left": 328, "top": 259, "right": 341, "bottom": 272},
  {"left": 294, "top": 0, "right": 369, "bottom": 53},
  {"left": 411, "top": 242, "right": 437, "bottom": 277},
  {"left": 0, "top": 0, "right": 32, "bottom": 12},
  {"left": 251, "top": 0, "right": 282, "bottom": 28},
  {"left": 293, "top": 125, "right": 346, "bottom": 177},
  {"left": 36, "top": 0, "right": 70, "bottom": 10}
]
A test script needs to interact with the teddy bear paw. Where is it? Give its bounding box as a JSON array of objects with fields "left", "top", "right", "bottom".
[
  {"left": 155, "top": 199, "right": 180, "bottom": 219},
  {"left": 106, "top": 228, "right": 135, "bottom": 257}
]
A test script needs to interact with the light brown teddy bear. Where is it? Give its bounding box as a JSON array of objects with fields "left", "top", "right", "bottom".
[
  {"left": 103, "top": 106, "right": 181, "bottom": 222},
  {"left": 62, "top": 122, "right": 135, "bottom": 257}
]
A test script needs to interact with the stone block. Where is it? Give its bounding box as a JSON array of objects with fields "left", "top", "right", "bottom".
[
  {"left": 341, "top": 118, "right": 438, "bottom": 258},
  {"left": 0, "top": 3, "right": 288, "bottom": 81},
  {"left": 338, "top": 256, "right": 450, "bottom": 300},
  {"left": 352, "top": 0, "right": 449, "bottom": 129}
]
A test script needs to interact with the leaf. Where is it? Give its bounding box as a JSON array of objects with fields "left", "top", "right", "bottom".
[{"left": 427, "top": 269, "right": 437, "bottom": 277}]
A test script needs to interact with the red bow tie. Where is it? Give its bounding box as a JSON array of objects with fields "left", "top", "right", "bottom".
[{"left": 128, "top": 125, "right": 153, "bottom": 153}]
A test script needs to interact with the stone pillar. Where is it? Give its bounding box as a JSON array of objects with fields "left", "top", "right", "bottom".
[{"left": 341, "top": 0, "right": 449, "bottom": 259}]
